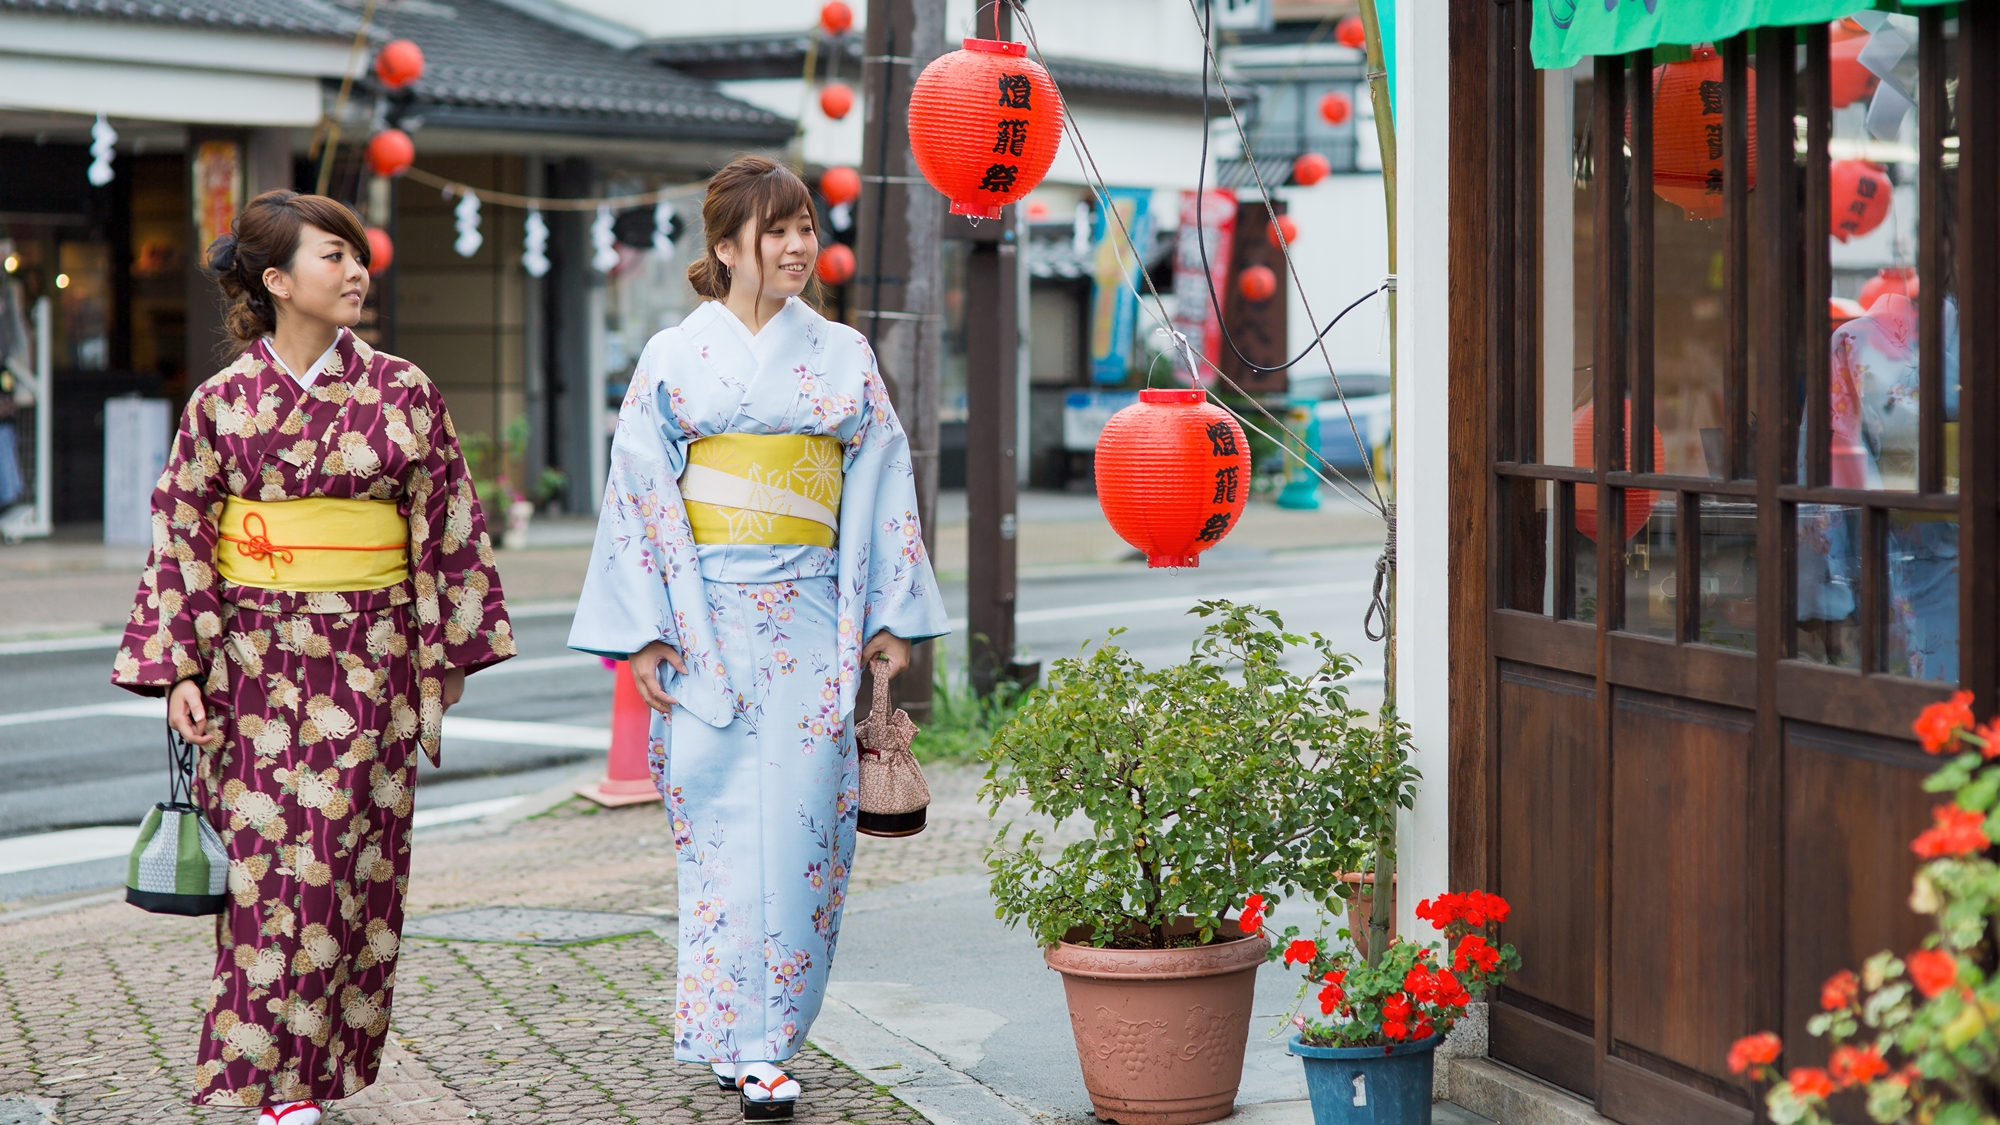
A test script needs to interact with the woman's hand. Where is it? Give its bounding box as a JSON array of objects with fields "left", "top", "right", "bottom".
[
  {"left": 861, "top": 631, "right": 911, "bottom": 681},
  {"left": 169, "top": 678, "right": 223, "bottom": 748},
  {"left": 631, "top": 641, "right": 688, "bottom": 714},
  {"left": 441, "top": 668, "right": 466, "bottom": 711}
]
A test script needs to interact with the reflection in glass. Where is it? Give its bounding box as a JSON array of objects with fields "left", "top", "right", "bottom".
[
  {"left": 1698, "top": 496, "right": 1757, "bottom": 651},
  {"left": 1886, "top": 511, "right": 1958, "bottom": 682},
  {"left": 1543, "top": 65, "right": 1593, "bottom": 466},
  {"left": 1796, "top": 504, "right": 1862, "bottom": 668},
  {"left": 1624, "top": 492, "right": 1677, "bottom": 639}
]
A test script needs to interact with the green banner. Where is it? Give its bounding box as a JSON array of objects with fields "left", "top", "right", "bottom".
[{"left": 1531, "top": 0, "right": 1945, "bottom": 70}]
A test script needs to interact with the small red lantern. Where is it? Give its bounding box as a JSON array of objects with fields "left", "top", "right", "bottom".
[
  {"left": 1859, "top": 266, "right": 1918, "bottom": 310},
  {"left": 1572, "top": 400, "right": 1667, "bottom": 544},
  {"left": 1265, "top": 213, "right": 1298, "bottom": 250},
  {"left": 819, "top": 165, "right": 861, "bottom": 206},
  {"left": 374, "top": 39, "right": 425, "bottom": 89},
  {"left": 365, "top": 129, "right": 414, "bottom": 178},
  {"left": 1830, "top": 160, "right": 1893, "bottom": 242},
  {"left": 1095, "top": 389, "right": 1252, "bottom": 568},
  {"left": 816, "top": 243, "right": 856, "bottom": 285},
  {"left": 1237, "top": 264, "right": 1277, "bottom": 303},
  {"left": 820, "top": 0, "right": 853, "bottom": 35},
  {"left": 1335, "top": 16, "right": 1366, "bottom": 49},
  {"left": 908, "top": 38, "right": 1065, "bottom": 220},
  {"left": 1643, "top": 46, "right": 1757, "bottom": 221},
  {"left": 819, "top": 82, "right": 855, "bottom": 120},
  {"left": 1830, "top": 20, "right": 1879, "bottom": 109},
  {"left": 1318, "top": 90, "right": 1353, "bottom": 126},
  {"left": 365, "top": 227, "right": 394, "bottom": 275},
  {"left": 1292, "top": 152, "right": 1331, "bottom": 186},
  {"left": 1830, "top": 296, "right": 1865, "bottom": 325}
]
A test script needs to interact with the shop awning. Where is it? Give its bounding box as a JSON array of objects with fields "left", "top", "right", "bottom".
[{"left": 1531, "top": 0, "right": 1950, "bottom": 70}]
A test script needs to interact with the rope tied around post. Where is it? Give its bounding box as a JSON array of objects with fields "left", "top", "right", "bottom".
[{"left": 1365, "top": 502, "right": 1395, "bottom": 644}]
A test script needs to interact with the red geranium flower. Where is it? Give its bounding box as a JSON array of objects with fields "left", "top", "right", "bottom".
[
  {"left": 1726, "top": 1032, "right": 1782, "bottom": 1075},
  {"left": 1908, "top": 949, "right": 1958, "bottom": 998},
  {"left": 1819, "top": 969, "right": 1858, "bottom": 1012},
  {"left": 1827, "top": 1044, "right": 1888, "bottom": 1087},
  {"left": 1317, "top": 979, "right": 1346, "bottom": 1015},
  {"left": 1238, "top": 894, "right": 1266, "bottom": 933},
  {"left": 1788, "top": 1067, "right": 1835, "bottom": 1100},
  {"left": 1382, "top": 992, "right": 1412, "bottom": 1023},
  {"left": 1284, "top": 939, "right": 1318, "bottom": 966},
  {"left": 1413, "top": 1017, "right": 1435, "bottom": 1040},
  {"left": 1914, "top": 691, "right": 1975, "bottom": 753},
  {"left": 1912, "top": 803, "right": 1991, "bottom": 859},
  {"left": 1414, "top": 895, "right": 1459, "bottom": 930},
  {"left": 1453, "top": 934, "right": 1501, "bottom": 974}
]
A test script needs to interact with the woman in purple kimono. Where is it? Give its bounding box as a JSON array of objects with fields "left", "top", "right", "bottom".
[{"left": 111, "top": 191, "right": 513, "bottom": 1124}]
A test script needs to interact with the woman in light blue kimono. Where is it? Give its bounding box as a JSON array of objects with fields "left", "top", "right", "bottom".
[
  {"left": 568, "top": 157, "right": 948, "bottom": 1119},
  {"left": 1797, "top": 292, "right": 1959, "bottom": 680}
]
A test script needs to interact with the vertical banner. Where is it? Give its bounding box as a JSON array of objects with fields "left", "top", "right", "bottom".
[
  {"left": 192, "top": 140, "right": 242, "bottom": 255},
  {"left": 1088, "top": 188, "right": 1154, "bottom": 386},
  {"left": 103, "top": 397, "right": 169, "bottom": 546},
  {"left": 1171, "top": 189, "right": 1237, "bottom": 387}
]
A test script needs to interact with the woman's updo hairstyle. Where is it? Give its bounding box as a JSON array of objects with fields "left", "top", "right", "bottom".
[
  {"left": 687, "top": 156, "right": 818, "bottom": 301},
  {"left": 206, "top": 190, "right": 371, "bottom": 355}
]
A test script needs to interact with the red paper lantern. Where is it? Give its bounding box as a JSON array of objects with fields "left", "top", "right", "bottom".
[
  {"left": 1266, "top": 213, "right": 1298, "bottom": 250},
  {"left": 365, "top": 129, "right": 414, "bottom": 178},
  {"left": 365, "top": 227, "right": 394, "bottom": 275},
  {"left": 1237, "top": 264, "right": 1277, "bottom": 302},
  {"left": 908, "top": 39, "right": 1065, "bottom": 220},
  {"left": 819, "top": 82, "right": 855, "bottom": 120},
  {"left": 374, "top": 39, "right": 425, "bottom": 89},
  {"left": 819, "top": 165, "right": 861, "bottom": 206},
  {"left": 1292, "top": 152, "right": 1331, "bottom": 186},
  {"left": 1642, "top": 46, "right": 1757, "bottom": 221},
  {"left": 816, "top": 243, "right": 855, "bottom": 285},
  {"left": 1318, "top": 90, "right": 1353, "bottom": 126},
  {"left": 1335, "top": 16, "right": 1366, "bottom": 49},
  {"left": 1095, "top": 389, "right": 1252, "bottom": 568},
  {"left": 1571, "top": 400, "right": 1667, "bottom": 544},
  {"left": 1830, "top": 160, "right": 1893, "bottom": 242},
  {"left": 820, "top": 0, "right": 853, "bottom": 35},
  {"left": 1830, "top": 296, "right": 1865, "bottom": 325},
  {"left": 1859, "top": 266, "right": 1918, "bottom": 310},
  {"left": 1830, "top": 21, "right": 1879, "bottom": 109}
]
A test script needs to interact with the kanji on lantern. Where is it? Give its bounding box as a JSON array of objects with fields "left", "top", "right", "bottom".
[
  {"left": 1095, "top": 389, "right": 1253, "bottom": 568},
  {"left": 908, "top": 38, "right": 1064, "bottom": 220},
  {"left": 1642, "top": 46, "right": 1758, "bottom": 221},
  {"left": 1830, "top": 160, "right": 1893, "bottom": 243}
]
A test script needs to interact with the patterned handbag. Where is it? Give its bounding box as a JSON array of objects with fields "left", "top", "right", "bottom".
[
  {"left": 854, "top": 662, "right": 929, "bottom": 838},
  {"left": 125, "top": 724, "right": 228, "bottom": 916}
]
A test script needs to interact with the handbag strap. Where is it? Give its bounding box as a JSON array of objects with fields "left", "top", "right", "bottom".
[
  {"left": 166, "top": 724, "right": 199, "bottom": 808},
  {"left": 868, "top": 655, "right": 893, "bottom": 731}
]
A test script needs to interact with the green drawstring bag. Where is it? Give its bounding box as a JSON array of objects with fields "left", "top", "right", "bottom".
[{"left": 126, "top": 726, "right": 228, "bottom": 916}]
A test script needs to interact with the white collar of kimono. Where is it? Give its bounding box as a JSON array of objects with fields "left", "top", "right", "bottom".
[
  {"left": 262, "top": 329, "right": 345, "bottom": 389},
  {"left": 707, "top": 298, "right": 805, "bottom": 360}
]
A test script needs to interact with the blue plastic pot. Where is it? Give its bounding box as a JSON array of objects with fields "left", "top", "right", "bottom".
[{"left": 1288, "top": 1034, "right": 1441, "bottom": 1125}]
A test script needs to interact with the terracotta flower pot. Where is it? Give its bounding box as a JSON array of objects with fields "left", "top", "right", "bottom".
[
  {"left": 1044, "top": 927, "right": 1270, "bottom": 1125},
  {"left": 1342, "top": 872, "right": 1396, "bottom": 961}
]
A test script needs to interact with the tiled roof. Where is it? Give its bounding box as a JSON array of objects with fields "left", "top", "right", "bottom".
[
  {"left": 0, "top": 0, "right": 360, "bottom": 36},
  {"left": 386, "top": 0, "right": 793, "bottom": 141}
]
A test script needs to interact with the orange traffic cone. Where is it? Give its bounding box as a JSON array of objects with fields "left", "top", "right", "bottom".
[{"left": 576, "top": 660, "right": 663, "bottom": 807}]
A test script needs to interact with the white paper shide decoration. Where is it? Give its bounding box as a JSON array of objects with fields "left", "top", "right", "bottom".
[
  {"left": 522, "top": 207, "right": 550, "bottom": 278},
  {"left": 453, "top": 189, "right": 483, "bottom": 258},
  {"left": 652, "top": 199, "right": 676, "bottom": 261},
  {"left": 88, "top": 115, "right": 118, "bottom": 187},
  {"left": 590, "top": 204, "right": 619, "bottom": 273}
]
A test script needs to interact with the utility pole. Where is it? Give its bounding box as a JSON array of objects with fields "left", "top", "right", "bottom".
[
  {"left": 857, "top": 0, "right": 947, "bottom": 722},
  {"left": 956, "top": 2, "right": 1035, "bottom": 698}
]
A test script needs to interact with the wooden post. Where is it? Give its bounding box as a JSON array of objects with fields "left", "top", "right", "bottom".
[{"left": 857, "top": 0, "right": 947, "bottom": 723}]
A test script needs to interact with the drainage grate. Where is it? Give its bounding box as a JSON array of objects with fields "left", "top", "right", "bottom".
[{"left": 402, "top": 906, "right": 662, "bottom": 946}]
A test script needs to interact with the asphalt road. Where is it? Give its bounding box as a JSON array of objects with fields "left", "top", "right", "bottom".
[{"left": 0, "top": 541, "right": 1382, "bottom": 891}]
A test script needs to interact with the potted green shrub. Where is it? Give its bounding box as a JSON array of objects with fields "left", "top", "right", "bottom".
[
  {"left": 1257, "top": 890, "right": 1518, "bottom": 1125},
  {"left": 982, "top": 602, "right": 1415, "bottom": 1125}
]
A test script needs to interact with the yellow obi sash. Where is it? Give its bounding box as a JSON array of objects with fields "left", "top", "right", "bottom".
[
  {"left": 682, "top": 433, "right": 844, "bottom": 547},
  {"left": 217, "top": 497, "right": 410, "bottom": 592}
]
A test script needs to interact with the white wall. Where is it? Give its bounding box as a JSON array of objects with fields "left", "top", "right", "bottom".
[
  {"left": 1045, "top": 106, "right": 1218, "bottom": 195},
  {"left": 1284, "top": 173, "right": 1391, "bottom": 379},
  {"left": 1393, "top": 0, "right": 1451, "bottom": 937},
  {"left": 552, "top": 0, "right": 858, "bottom": 39},
  {"left": 717, "top": 78, "right": 865, "bottom": 167}
]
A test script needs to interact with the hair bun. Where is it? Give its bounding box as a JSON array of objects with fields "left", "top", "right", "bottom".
[{"left": 206, "top": 233, "right": 239, "bottom": 275}]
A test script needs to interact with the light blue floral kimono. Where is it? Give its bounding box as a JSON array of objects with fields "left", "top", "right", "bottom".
[{"left": 568, "top": 298, "right": 949, "bottom": 1064}]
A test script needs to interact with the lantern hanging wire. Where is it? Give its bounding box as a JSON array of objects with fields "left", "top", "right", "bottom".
[{"left": 1010, "top": 2, "right": 1390, "bottom": 523}]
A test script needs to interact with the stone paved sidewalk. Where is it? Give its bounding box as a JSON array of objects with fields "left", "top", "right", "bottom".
[{"left": 0, "top": 764, "right": 1005, "bottom": 1124}]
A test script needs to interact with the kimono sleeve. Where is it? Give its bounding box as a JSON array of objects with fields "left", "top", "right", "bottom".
[
  {"left": 568, "top": 346, "right": 692, "bottom": 660},
  {"left": 407, "top": 381, "right": 513, "bottom": 675},
  {"left": 846, "top": 355, "right": 951, "bottom": 647},
  {"left": 111, "top": 388, "right": 226, "bottom": 696}
]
